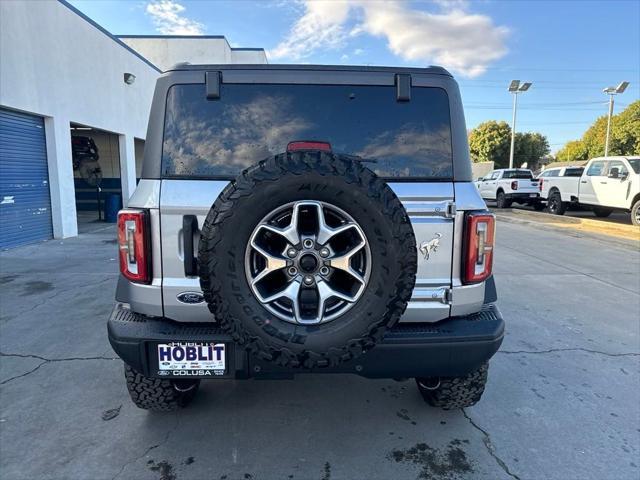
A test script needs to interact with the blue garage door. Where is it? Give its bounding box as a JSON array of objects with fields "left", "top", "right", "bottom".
[{"left": 0, "top": 108, "right": 53, "bottom": 249}]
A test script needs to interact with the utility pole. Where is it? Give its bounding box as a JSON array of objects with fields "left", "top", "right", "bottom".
[
  {"left": 508, "top": 80, "right": 532, "bottom": 169},
  {"left": 603, "top": 81, "right": 629, "bottom": 157}
]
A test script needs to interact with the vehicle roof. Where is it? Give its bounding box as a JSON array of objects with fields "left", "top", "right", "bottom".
[
  {"left": 166, "top": 63, "right": 453, "bottom": 77},
  {"left": 589, "top": 156, "right": 640, "bottom": 161},
  {"left": 544, "top": 165, "right": 584, "bottom": 170},
  {"left": 494, "top": 168, "right": 533, "bottom": 171}
]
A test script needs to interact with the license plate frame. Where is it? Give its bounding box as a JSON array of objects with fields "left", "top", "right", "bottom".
[{"left": 152, "top": 341, "right": 228, "bottom": 378}]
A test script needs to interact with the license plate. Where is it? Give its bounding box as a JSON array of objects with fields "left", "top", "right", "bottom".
[
  {"left": 156, "top": 342, "right": 225, "bottom": 377},
  {"left": 529, "top": 194, "right": 538, "bottom": 197}
]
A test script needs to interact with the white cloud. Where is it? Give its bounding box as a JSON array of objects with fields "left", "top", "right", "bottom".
[
  {"left": 268, "top": 1, "right": 353, "bottom": 60},
  {"left": 146, "top": 0, "right": 204, "bottom": 35},
  {"left": 268, "top": 0, "right": 509, "bottom": 78}
]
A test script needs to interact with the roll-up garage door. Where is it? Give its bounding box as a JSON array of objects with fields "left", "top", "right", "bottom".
[{"left": 0, "top": 108, "right": 53, "bottom": 249}]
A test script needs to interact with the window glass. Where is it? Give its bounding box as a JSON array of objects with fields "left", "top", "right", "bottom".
[
  {"left": 502, "top": 170, "right": 533, "bottom": 179},
  {"left": 628, "top": 159, "right": 640, "bottom": 174},
  {"left": 606, "top": 161, "right": 628, "bottom": 176},
  {"left": 162, "top": 83, "right": 453, "bottom": 179},
  {"left": 547, "top": 169, "right": 560, "bottom": 177},
  {"left": 586, "top": 161, "right": 605, "bottom": 176},
  {"left": 563, "top": 167, "right": 584, "bottom": 177}
]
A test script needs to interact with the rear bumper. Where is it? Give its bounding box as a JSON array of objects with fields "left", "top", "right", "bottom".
[
  {"left": 108, "top": 303, "right": 504, "bottom": 379},
  {"left": 506, "top": 192, "right": 540, "bottom": 201}
]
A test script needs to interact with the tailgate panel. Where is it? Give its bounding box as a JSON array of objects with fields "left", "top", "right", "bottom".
[{"left": 160, "top": 180, "right": 454, "bottom": 323}]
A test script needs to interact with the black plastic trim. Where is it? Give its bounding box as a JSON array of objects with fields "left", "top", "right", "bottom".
[
  {"left": 206, "top": 71, "right": 221, "bottom": 100},
  {"left": 108, "top": 303, "right": 504, "bottom": 379},
  {"left": 483, "top": 276, "right": 497, "bottom": 304},
  {"left": 182, "top": 215, "right": 198, "bottom": 276},
  {"left": 395, "top": 74, "right": 411, "bottom": 102}
]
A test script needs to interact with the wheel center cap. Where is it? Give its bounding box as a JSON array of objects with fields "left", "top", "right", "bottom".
[{"left": 299, "top": 254, "right": 318, "bottom": 273}]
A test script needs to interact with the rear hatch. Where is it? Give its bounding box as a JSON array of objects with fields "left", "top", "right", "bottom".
[
  {"left": 503, "top": 170, "right": 538, "bottom": 193},
  {"left": 158, "top": 74, "right": 457, "bottom": 323}
]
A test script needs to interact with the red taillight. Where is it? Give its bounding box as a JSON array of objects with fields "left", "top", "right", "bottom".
[
  {"left": 117, "top": 209, "right": 151, "bottom": 284},
  {"left": 286, "top": 141, "right": 332, "bottom": 152},
  {"left": 511, "top": 180, "right": 518, "bottom": 190},
  {"left": 539, "top": 179, "right": 544, "bottom": 191},
  {"left": 463, "top": 213, "right": 495, "bottom": 284}
]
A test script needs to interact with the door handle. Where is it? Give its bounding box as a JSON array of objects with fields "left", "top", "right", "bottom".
[
  {"left": 183, "top": 215, "right": 198, "bottom": 277},
  {"left": 580, "top": 180, "right": 587, "bottom": 183},
  {"left": 600, "top": 181, "right": 608, "bottom": 184}
]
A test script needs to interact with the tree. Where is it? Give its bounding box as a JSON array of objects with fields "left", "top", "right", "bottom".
[
  {"left": 514, "top": 132, "right": 550, "bottom": 170},
  {"left": 556, "top": 140, "right": 587, "bottom": 162},
  {"left": 468, "top": 121, "right": 550, "bottom": 169},
  {"left": 468, "top": 121, "right": 511, "bottom": 167},
  {"left": 557, "top": 100, "right": 640, "bottom": 160}
]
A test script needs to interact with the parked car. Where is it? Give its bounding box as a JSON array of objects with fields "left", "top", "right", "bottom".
[
  {"left": 108, "top": 64, "right": 504, "bottom": 412},
  {"left": 538, "top": 157, "right": 640, "bottom": 225},
  {"left": 476, "top": 168, "right": 542, "bottom": 209}
]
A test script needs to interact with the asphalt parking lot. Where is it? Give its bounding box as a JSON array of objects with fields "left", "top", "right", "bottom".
[{"left": 1, "top": 216, "right": 639, "bottom": 480}]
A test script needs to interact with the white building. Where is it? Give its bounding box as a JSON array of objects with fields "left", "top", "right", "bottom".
[{"left": 0, "top": 0, "right": 266, "bottom": 249}]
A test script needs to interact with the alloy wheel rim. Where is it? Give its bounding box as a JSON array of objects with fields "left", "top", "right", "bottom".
[{"left": 244, "top": 200, "right": 371, "bottom": 325}]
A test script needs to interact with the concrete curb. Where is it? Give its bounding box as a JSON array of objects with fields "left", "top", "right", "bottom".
[{"left": 493, "top": 209, "right": 640, "bottom": 248}]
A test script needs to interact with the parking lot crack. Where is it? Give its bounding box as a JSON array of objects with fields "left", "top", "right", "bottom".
[
  {"left": 0, "top": 352, "right": 118, "bottom": 385},
  {"left": 111, "top": 414, "right": 179, "bottom": 480},
  {"left": 462, "top": 409, "right": 520, "bottom": 480},
  {"left": 499, "top": 348, "right": 639, "bottom": 358}
]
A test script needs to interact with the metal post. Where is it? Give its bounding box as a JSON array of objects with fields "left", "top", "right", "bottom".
[
  {"left": 509, "top": 92, "right": 518, "bottom": 169},
  {"left": 604, "top": 94, "right": 614, "bottom": 157}
]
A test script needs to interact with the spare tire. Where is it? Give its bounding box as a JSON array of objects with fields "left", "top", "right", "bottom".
[{"left": 198, "top": 151, "right": 417, "bottom": 368}]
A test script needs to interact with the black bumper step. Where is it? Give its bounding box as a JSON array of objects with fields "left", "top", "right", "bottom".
[{"left": 108, "top": 304, "right": 504, "bottom": 379}]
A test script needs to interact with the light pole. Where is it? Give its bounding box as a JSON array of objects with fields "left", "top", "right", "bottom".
[
  {"left": 508, "top": 80, "right": 532, "bottom": 169},
  {"left": 602, "top": 81, "right": 629, "bottom": 156}
]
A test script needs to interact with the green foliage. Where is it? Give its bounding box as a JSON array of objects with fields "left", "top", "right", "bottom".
[
  {"left": 556, "top": 140, "right": 587, "bottom": 162},
  {"left": 557, "top": 100, "right": 640, "bottom": 161},
  {"left": 468, "top": 121, "right": 550, "bottom": 169},
  {"left": 468, "top": 121, "right": 511, "bottom": 168},
  {"left": 514, "top": 132, "right": 550, "bottom": 170}
]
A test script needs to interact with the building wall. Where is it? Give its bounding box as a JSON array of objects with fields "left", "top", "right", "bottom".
[
  {"left": 0, "top": 0, "right": 160, "bottom": 237},
  {"left": 472, "top": 161, "right": 495, "bottom": 180},
  {"left": 119, "top": 36, "right": 268, "bottom": 71}
]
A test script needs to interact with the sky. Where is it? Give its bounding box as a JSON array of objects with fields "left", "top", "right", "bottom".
[{"left": 69, "top": 0, "right": 640, "bottom": 153}]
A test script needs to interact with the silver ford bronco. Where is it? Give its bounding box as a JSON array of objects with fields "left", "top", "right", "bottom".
[{"left": 109, "top": 64, "right": 503, "bottom": 412}]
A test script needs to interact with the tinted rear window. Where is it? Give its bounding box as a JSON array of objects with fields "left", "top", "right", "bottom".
[
  {"left": 502, "top": 170, "right": 533, "bottom": 179},
  {"left": 162, "top": 84, "right": 453, "bottom": 179},
  {"left": 563, "top": 167, "right": 584, "bottom": 177}
]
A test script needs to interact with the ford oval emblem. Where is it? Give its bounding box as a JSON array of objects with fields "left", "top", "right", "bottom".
[{"left": 177, "top": 292, "right": 205, "bottom": 304}]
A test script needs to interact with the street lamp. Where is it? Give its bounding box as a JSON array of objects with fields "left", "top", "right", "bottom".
[
  {"left": 508, "top": 80, "right": 532, "bottom": 169},
  {"left": 602, "top": 81, "right": 629, "bottom": 156}
]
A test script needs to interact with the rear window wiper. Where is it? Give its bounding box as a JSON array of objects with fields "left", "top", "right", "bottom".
[{"left": 343, "top": 154, "right": 378, "bottom": 164}]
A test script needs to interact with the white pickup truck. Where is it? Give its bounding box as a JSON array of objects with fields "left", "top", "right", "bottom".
[
  {"left": 475, "top": 168, "right": 542, "bottom": 209},
  {"left": 538, "top": 156, "right": 640, "bottom": 226}
]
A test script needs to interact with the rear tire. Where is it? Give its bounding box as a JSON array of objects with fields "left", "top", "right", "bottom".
[
  {"left": 495, "top": 191, "right": 511, "bottom": 209},
  {"left": 416, "top": 363, "right": 489, "bottom": 410},
  {"left": 124, "top": 364, "right": 200, "bottom": 412},
  {"left": 547, "top": 191, "right": 566, "bottom": 215},
  {"left": 593, "top": 207, "right": 613, "bottom": 218},
  {"left": 632, "top": 200, "right": 640, "bottom": 227}
]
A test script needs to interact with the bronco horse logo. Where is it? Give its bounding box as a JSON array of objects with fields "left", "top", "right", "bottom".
[{"left": 419, "top": 233, "right": 442, "bottom": 260}]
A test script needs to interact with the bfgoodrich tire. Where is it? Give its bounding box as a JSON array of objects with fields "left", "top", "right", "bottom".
[
  {"left": 416, "top": 363, "right": 489, "bottom": 410},
  {"left": 124, "top": 365, "right": 200, "bottom": 412},
  {"left": 198, "top": 151, "right": 417, "bottom": 369}
]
